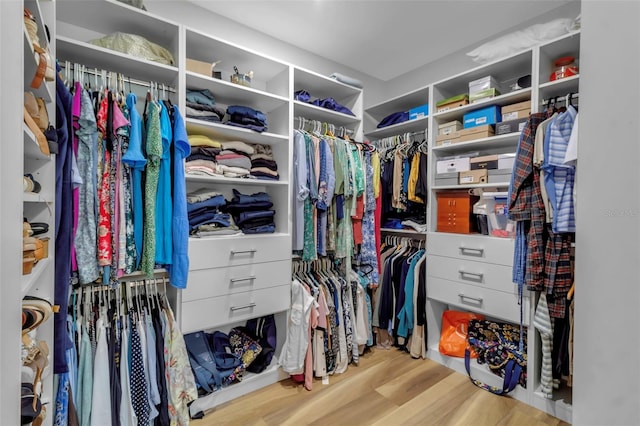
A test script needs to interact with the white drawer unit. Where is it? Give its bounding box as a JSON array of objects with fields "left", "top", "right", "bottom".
[
  {"left": 427, "top": 232, "right": 515, "bottom": 267},
  {"left": 182, "top": 260, "right": 290, "bottom": 302},
  {"left": 427, "top": 254, "right": 523, "bottom": 296},
  {"left": 188, "top": 234, "right": 291, "bottom": 270},
  {"left": 427, "top": 276, "right": 529, "bottom": 326},
  {"left": 180, "top": 284, "right": 291, "bottom": 333}
]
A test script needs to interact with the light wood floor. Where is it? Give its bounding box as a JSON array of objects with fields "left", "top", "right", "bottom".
[{"left": 192, "top": 348, "right": 569, "bottom": 426}]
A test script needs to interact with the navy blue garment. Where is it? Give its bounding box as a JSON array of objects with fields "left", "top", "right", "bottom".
[
  {"left": 236, "top": 210, "right": 275, "bottom": 225},
  {"left": 229, "top": 114, "right": 266, "bottom": 127},
  {"left": 242, "top": 224, "right": 275, "bottom": 234},
  {"left": 311, "top": 97, "right": 354, "bottom": 116},
  {"left": 187, "top": 195, "right": 226, "bottom": 213},
  {"left": 54, "top": 63, "right": 74, "bottom": 374},
  {"left": 377, "top": 111, "right": 409, "bottom": 129},
  {"left": 251, "top": 173, "right": 280, "bottom": 181},
  {"left": 335, "top": 195, "right": 345, "bottom": 220},
  {"left": 224, "top": 200, "right": 274, "bottom": 211},
  {"left": 294, "top": 90, "right": 311, "bottom": 102},
  {"left": 152, "top": 308, "right": 170, "bottom": 425},
  {"left": 236, "top": 216, "right": 275, "bottom": 228},
  {"left": 188, "top": 212, "right": 231, "bottom": 230},
  {"left": 227, "top": 105, "right": 267, "bottom": 124},
  {"left": 231, "top": 189, "right": 271, "bottom": 204}
]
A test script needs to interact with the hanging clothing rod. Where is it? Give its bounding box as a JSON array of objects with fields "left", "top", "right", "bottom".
[
  {"left": 541, "top": 92, "right": 580, "bottom": 105},
  {"left": 294, "top": 115, "right": 355, "bottom": 137},
  {"left": 59, "top": 62, "right": 177, "bottom": 93}
]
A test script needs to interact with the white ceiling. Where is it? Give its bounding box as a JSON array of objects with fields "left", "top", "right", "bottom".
[{"left": 190, "top": 0, "right": 570, "bottom": 81}]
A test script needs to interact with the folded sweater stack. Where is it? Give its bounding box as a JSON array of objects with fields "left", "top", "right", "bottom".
[
  {"left": 185, "top": 88, "right": 225, "bottom": 123},
  {"left": 250, "top": 144, "right": 279, "bottom": 181}
]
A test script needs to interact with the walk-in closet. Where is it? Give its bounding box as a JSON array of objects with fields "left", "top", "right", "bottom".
[{"left": 2, "top": 0, "right": 638, "bottom": 425}]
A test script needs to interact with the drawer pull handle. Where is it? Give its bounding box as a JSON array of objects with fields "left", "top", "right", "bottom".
[
  {"left": 230, "top": 276, "right": 256, "bottom": 283},
  {"left": 458, "top": 270, "right": 484, "bottom": 281},
  {"left": 459, "top": 246, "right": 484, "bottom": 256},
  {"left": 231, "top": 249, "right": 257, "bottom": 255},
  {"left": 230, "top": 303, "right": 257, "bottom": 311},
  {"left": 458, "top": 293, "right": 483, "bottom": 304}
]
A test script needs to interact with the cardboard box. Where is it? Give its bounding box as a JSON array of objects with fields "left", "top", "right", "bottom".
[
  {"left": 436, "top": 94, "right": 469, "bottom": 112},
  {"left": 501, "top": 100, "right": 532, "bottom": 121},
  {"left": 459, "top": 169, "right": 488, "bottom": 184},
  {"left": 463, "top": 105, "right": 501, "bottom": 128},
  {"left": 498, "top": 153, "right": 516, "bottom": 170},
  {"left": 470, "top": 154, "right": 499, "bottom": 170},
  {"left": 438, "top": 120, "right": 463, "bottom": 136},
  {"left": 470, "top": 88, "right": 501, "bottom": 103},
  {"left": 469, "top": 75, "right": 500, "bottom": 94},
  {"left": 496, "top": 117, "right": 528, "bottom": 135},
  {"left": 186, "top": 58, "right": 213, "bottom": 77},
  {"left": 488, "top": 169, "right": 512, "bottom": 183},
  {"left": 436, "top": 157, "right": 471, "bottom": 174},
  {"left": 409, "top": 103, "right": 429, "bottom": 120},
  {"left": 435, "top": 172, "right": 459, "bottom": 186},
  {"left": 435, "top": 132, "right": 461, "bottom": 146},
  {"left": 457, "top": 124, "right": 495, "bottom": 142}
]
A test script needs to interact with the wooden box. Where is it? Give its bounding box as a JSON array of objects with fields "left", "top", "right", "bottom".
[{"left": 436, "top": 191, "right": 479, "bottom": 234}]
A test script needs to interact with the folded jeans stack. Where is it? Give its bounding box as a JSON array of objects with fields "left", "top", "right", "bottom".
[
  {"left": 187, "top": 188, "right": 240, "bottom": 237},
  {"left": 224, "top": 105, "right": 268, "bottom": 133},
  {"left": 224, "top": 189, "right": 275, "bottom": 234}
]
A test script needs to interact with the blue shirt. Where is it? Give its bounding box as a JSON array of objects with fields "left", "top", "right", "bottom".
[
  {"left": 170, "top": 106, "right": 191, "bottom": 288},
  {"left": 155, "top": 102, "right": 173, "bottom": 265}
]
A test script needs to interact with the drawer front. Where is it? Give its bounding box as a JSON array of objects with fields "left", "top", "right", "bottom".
[
  {"left": 428, "top": 255, "right": 521, "bottom": 295},
  {"left": 189, "top": 234, "right": 291, "bottom": 270},
  {"left": 436, "top": 215, "right": 474, "bottom": 234},
  {"left": 427, "top": 232, "right": 514, "bottom": 266},
  {"left": 182, "top": 259, "right": 291, "bottom": 302},
  {"left": 427, "top": 277, "right": 529, "bottom": 326},
  {"left": 180, "top": 284, "right": 291, "bottom": 333}
]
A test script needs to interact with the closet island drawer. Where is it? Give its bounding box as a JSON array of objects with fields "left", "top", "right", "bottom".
[
  {"left": 428, "top": 255, "right": 522, "bottom": 295},
  {"left": 182, "top": 260, "right": 291, "bottom": 302},
  {"left": 427, "top": 277, "right": 529, "bottom": 326},
  {"left": 427, "top": 232, "right": 514, "bottom": 266},
  {"left": 188, "top": 234, "right": 291, "bottom": 270},
  {"left": 180, "top": 284, "right": 291, "bottom": 333}
]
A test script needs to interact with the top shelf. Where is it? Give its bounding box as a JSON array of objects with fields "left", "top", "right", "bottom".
[
  {"left": 365, "top": 85, "right": 430, "bottom": 121},
  {"left": 434, "top": 88, "right": 532, "bottom": 122},
  {"left": 293, "top": 67, "right": 362, "bottom": 100}
]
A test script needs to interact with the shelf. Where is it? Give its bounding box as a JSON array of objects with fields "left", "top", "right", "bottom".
[
  {"left": 22, "top": 257, "right": 52, "bottom": 297},
  {"left": 429, "top": 231, "right": 515, "bottom": 243},
  {"left": 293, "top": 101, "right": 360, "bottom": 127},
  {"left": 293, "top": 67, "right": 362, "bottom": 101},
  {"left": 432, "top": 182, "right": 510, "bottom": 190},
  {"left": 434, "top": 88, "right": 532, "bottom": 122},
  {"left": 538, "top": 75, "right": 580, "bottom": 102},
  {"left": 185, "top": 118, "right": 288, "bottom": 146},
  {"left": 23, "top": 192, "right": 53, "bottom": 203},
  {"left": 189, "top": 231, "right": 290, "bottom": 242},
  {"left": 57, "top": 0, "right": 180, "bottom": 53},
  {"left": 185, "top": 174, "right": 287, "bottom": 187},
  {"left": 365, "top": 116, "right": 429, "bottom": 140},
  {"left": 188, "top": 359, "right": 288, "bottom": 419},
  {"left": 23, "top": 29, "right": 54, "bottom": 103},
  {"left": 365, "top": 85, "right": 430, "bottom": 121},
  {"left": 186, "top": 72, "right": 288, "bottom": 113},
  {"left": 56, "top": 36, "right": 179, "bottom": 85},
  {"left": 381, "top": 228, "right": 427, "bottom": 237},
  {"left": 186, "top": 28, "right": 289, "bottom": 90},
  {"left": 23, "top": 124, "right": 51, "bottom": 160},
  {"left": 432, "top": 132, "right": 520, "bottom": 154}
]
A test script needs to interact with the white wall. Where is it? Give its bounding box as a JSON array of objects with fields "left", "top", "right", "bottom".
[{"left": 573, "top": 1, "right": 640, "bottom": 425}]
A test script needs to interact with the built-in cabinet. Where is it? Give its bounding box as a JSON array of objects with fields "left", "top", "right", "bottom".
[{"left": 364, "top": 30, "right": 580, "bottom": 423}]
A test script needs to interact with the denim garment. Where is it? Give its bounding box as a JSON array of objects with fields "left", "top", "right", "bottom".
[
  {"left": 225, "top": 200, "right": 274, "bottom": 211},
  {"left": 310, "top": 97, "right": 354, "bottom": 116},
  {"left": 189, "top": 215, "right": 231, "bottom": 231},
  {"left": 186, "top": 88, "right": 216, "bottom": 106},
  {"left": 188, "top": 210, "right": 230, "bottom": 225},
  {"left": 377, "top": 111, "right": 409, "bottom": 128},
  {"left": 231, "top": 189, "right": 271, "bottom": 204},
  {"left": 242, "top": 224, "right": 276, "bottom": 234},
  {"left": 237, "top": 217, "right": 275, "bottom": 229},
  {"left": 227, "top": 105, "right": 267, "bottom": 123},
  {"left": 236, "top": 210, "right": 275, "bottom": 225},
  {"left": 251, "top": 172, "right": 280, "bottom": 181},
  {"left": 187, "top": 194, "right": 226, "bottom": 213},
  {"left": 224, "top": 121, "right": 267, "bottom": 133},
  {"left": 229, "top": 113, "right": 266, "bottom": 126}
]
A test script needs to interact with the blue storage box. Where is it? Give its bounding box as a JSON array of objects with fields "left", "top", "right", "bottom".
[
  {"left": 463, "top": 105, "right": 501, "bottom": 129},
  {"left": 409, "top": 103, "right": 429, "bottom": 120}
]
